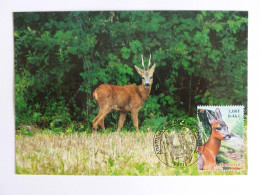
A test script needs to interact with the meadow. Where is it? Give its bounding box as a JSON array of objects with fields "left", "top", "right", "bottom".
[
  {"left": 16, "top": 129, "right": 247, "bottom": 176},
  {"left": 16, "top": 130, "right": 200, "bottom": 175}
]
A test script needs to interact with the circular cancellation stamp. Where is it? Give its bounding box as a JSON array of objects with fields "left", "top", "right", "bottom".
[{"left": 153, "top": 123, "right": 198, "bottom": 168}]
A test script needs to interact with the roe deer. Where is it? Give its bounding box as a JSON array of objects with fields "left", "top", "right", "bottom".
[
  {"left": 92, "top": 55, "right": 156, "bottom": 133},
  {"left": 198, "top": 108, "right": 232, "bottom": 170}
]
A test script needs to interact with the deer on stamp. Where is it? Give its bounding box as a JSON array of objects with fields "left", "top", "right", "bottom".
[
  {"left": 92, "top": 55, "right": 156, "bottom": 134},
  {"left": 198, "top": 108, "right": 232, "bottom": 170}
]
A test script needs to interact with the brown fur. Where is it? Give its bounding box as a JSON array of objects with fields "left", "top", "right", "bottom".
[
  {"left": 198, "top": 109, "right": 231, "bottom": 170},
  {"left": 92, "top": 55, "right": 156, "bottom": 133}
]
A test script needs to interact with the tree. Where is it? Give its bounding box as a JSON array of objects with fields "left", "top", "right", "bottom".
[{"left": 14, "top": 11, "right": 247, "bottom": 131}]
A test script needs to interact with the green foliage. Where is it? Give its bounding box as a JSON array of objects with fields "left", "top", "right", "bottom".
[
  {"left": 221, "top": 141, "right": 236, "bottom": 152},
  {"left": 14, "top": 11, "right": 247, "bottom": 131},
  {"left": 216, "top": 155, "right": 239, "bottom": 164},
  {"left": 231, "top": 117, "right": 244, "bottom": 136},
  {"left": 171, "top": 117, "right": 197, "bottom": 131},
  {"left": 15, "top": 69, "right": 34, "bottom": 126},
  {"left": 16, "top": 128, "right": 35, "bottom": 137}
]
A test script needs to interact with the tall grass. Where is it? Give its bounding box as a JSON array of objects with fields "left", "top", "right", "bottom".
[
  {"left": 16, "top": 131, "right": 198, "bottom": 175},
  {"left": 16, "top": 130, "right": 247, "bottom": 175}
]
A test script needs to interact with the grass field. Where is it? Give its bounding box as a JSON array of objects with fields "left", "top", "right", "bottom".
[
  {"left": 15, "top": 130, "right": 200, "bottom": 175},
  {"left": 15, "top": 130, "right": 247, "bottom": 175}
]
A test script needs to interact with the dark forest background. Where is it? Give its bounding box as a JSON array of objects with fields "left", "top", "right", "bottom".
[{"left": 14, "top": 11, "right": 247, "bottom": 132}]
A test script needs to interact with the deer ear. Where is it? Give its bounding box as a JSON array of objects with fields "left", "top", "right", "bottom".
[
  {"left": 206, "top": 110, "right": 216, "bottom": 125},
  {"left": 134, "top": 65, "right": 144, "bottom": 76},
  {"left": 215, "top": 108, "right": 222, "bottom": 120},
  {"left": 148, "top": 64, "right": 156, "bottom": 75}
]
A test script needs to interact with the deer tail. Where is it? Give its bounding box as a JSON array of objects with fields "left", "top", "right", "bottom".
[{"left": 93, "top": 91, "right": 98, "bottom": 101}]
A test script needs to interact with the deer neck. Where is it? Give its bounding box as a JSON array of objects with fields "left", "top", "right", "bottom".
[
  {"left": 138, "top": 84, "right": 151, "bottom": 102},
  {"left": 205, "top": 135, "right": 221, "bottom": 158}
]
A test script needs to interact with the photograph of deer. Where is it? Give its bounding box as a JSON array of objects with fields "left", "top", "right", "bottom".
[
  {"left": 92, "top": 55, "right": 156, "bottom": 133},
  {"left": 198, "top": 108, "right": 232, "bottom": 170}
]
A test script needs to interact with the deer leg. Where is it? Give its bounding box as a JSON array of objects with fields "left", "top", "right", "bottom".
[
  {"left": 117, "top": 111, "right": 127, "bottom": 132},
  {"left": 92, "top": 107, "right": 111, "bottom": 134},
  {"left": 97, "top": 107, "right": 105, "bottom": 130},
  {"left": 92, "top": 115, "right": 100, "bottom": 134},
  {"left": 131, "top": 110, "right": 139, "bottom": 132},
  {"left": 99, "top": 119, "right": 105, "bottom": 130}
]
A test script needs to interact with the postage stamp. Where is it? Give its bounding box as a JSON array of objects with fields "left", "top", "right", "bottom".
[
  {"left": 197, "top": 105, "right": 245, "bottom": 171},
  {"left": 153, "top": 123, "right": 198, "bottom": 168}
]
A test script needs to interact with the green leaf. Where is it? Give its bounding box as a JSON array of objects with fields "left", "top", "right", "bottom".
[
  {"left": 215, "top": 12, "right": 224, "bottom": 20},
  {"left": 215, "top": 23, "right": 223, "bottom": 32},
  {"left": 121, "top": 47, "right": 130, "bottom": 59}
]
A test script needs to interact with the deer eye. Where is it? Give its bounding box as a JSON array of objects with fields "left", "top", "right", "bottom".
[
  {"left": 216, "top": 127, "right": 221, "bottom": 131},
  {"left": 150, "top": 77, "right": 153, "bottom": 79},
  {"left": 142, "top": 77, "right": 145, "bottom": 80}
]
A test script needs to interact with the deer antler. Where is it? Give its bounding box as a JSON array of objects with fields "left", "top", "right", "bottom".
[
  {"left": 141, "top": 54, "right": 145, "bottom": 70},
  {"left": 148, "top": 54, "right": 152, "bottom": 70}
]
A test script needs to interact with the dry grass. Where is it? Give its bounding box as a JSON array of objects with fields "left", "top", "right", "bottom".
[{"left": 15, "top": 131, "right": 198, "bottom": 175}]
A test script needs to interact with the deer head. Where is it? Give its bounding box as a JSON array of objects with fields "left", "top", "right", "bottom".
[
  {"left": 134, "top": 54, "right": 156, "bottom": 88},
  {"left": 206, "top": 109, "right": 231, "bottom": 140}
]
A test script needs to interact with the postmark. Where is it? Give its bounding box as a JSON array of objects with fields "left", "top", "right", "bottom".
[
  {"left": 197, "top": 105, "right": 245, "bottom": 171},
  {"left": 153, "top": 123, "right": 197, "bottom": 168}
]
